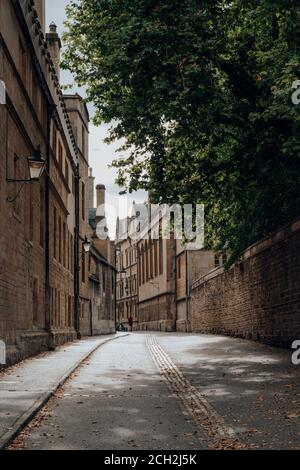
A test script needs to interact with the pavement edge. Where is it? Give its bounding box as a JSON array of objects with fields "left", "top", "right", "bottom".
[{"left": 0, "top": 333, "right": 129, "bottom": 450}]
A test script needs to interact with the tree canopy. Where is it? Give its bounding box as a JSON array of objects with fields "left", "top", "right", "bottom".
[{"left": 62, "top": 0, "right": 300, "bottom": 264}]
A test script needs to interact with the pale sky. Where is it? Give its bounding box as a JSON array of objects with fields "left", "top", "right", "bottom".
[{"left": 46, "top": 0, "right": 147, "bottom": 238}]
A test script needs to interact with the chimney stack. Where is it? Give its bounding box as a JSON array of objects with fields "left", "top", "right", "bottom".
[
  {"left": 46, "top": 22, "right": 62, "bottom": 81},
  {"left": 87, "top": 168, "right": 95, "bottom": 210},
  {"left": 96, "top": 184, "right": 106, "bottom": 208},
  {"left": 96, "top": 184, "right": 106, "bottom": 218}
]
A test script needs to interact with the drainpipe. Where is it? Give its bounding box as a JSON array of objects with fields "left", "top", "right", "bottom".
[
  {"left": 74, "top": 170, "right": 81, "bottom": 339},
  {"left": 174, "top": 236, "right": 178, "bottom": 332},
  {"left": 185, "top": 249, "right": 190, "bottom": 332},
  {"left": 45, "top": 104, "right": 55, "bottom": 349},
  {"left": 114, "top": 252, "right": 117, "bottom": 332}
]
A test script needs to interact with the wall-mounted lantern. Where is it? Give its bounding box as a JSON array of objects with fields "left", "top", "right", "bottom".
[
  {"left": 83, "top": 236, "right": 92, "bottom": 253},
  {"left": 6, "top": 146, "right": 46, "bottom": 203},
  {"left": 7, "top": 145, "right": 45, "bottom": 184}
]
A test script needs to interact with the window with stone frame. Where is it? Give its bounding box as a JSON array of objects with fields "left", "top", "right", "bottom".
[
  {"left": 19, "top": 39, "right": 27, "bottom": 85},
  {"left": 63, "top": 222, "right": 66, "bottom": 267},
  {"left": 29, "top": 184, "right": 34, "bottom": 242},
  {"left": 81, "top": 181, "right": 85, "bottom": 221},
  {"left": 81, "top": 245, "right": 86, "bottom": 283},
  {"left": 58, "top": 141, "right": 63, "bottom": 169},
  {"left": 53, "top": 207, "right": 57, "bottom": 259},
  {"left": 177, "top": 255, "right": 182, "bottom": 279},
  {"left": 52, "top": 123, "right": 57, "bottom": 156},
  {"left": 214, "top": 254, "right": 220, "bottom": 268},
  {"left": 39, "top": 186, "right": 45, "bottom": 248}
]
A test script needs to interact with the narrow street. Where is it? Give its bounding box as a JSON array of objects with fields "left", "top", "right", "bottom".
[{"left": 9, "top": 333, "right": 300, "bottom": 451}]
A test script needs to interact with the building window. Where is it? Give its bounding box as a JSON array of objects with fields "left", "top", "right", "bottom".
[
  {"left": 141, "top": 246, "right": 145, "bottom": 285},
  {"left": 214, "top": 254, "right": 220, "bottom": 268},
  {"left": 33, "top": 277, "right": 39, "bottom": 326},
  {"left": 81, "top": 245, "right": 85, "bottom": 283},
  {"left": 138, "top": 250, "right": 142, "bottom": 286},
  {"left": 13, "top": 154, "right": 20, "bottom": 215},
  {"left": 58, "top": 141, "right": 63, "bottom": 169},
  {"left": 70, "top": 234, "right": 74, "bottom": 274},
  {"left": 149, "top": 240, "right": 153, "bottom": 279},
  {"left": 145, "top": 242, "right": 149, "bottom": 282},
  {"left": 29, "top": 185, "right": 34, "bottom": 242},
  {"left": 59, "top": 216, "right": 62, "bottom": 263},
  {"left": 31, "top": 70, "right": 40, "bottom": 113},
  {"left": 103, "top": 270, "right": 106, "bottom": 290},
  {"left": 58, "top": 291, "right": 61, "bottom": 327},
  {"left": 154, "top": 241, "right": 158, "bottom": 277},
  {"left": 65, "top": 160, "right": 69, "bottom": 187},
  {"left": 67, "top": 233, "right": 70, "bottom": 271},
  {"left": 63, "top": 222, "right": 66, "bottom": 267},
  {"left": 81, "top": 182, "right": 85, "bottom": 220},
  {"left": 82, "top": 125, "right": 85, "bottom": 156},
  {"left": 40, "top": 186, "right": 44, "bottom": 248},
  {"left": 177, "top": 256, "right": 182, "bottom": 279},
  {"left": 41, "top": 96, "right": 47, "bottom": 130},
  {"left": 19, "top": 39, "right": 27, "bottom": 84},
  {"left": 52, "top": 124, "right": 57, "bottom": 156},
  {"left": 53, "top": 207, "right": 57, "bottom": 259},
  {"left": 222, "top": 253, "right": 228, "bottom": 265},
  {"left": 159, "top": 237, "right": 163, "bottom": 275},
  {"left": 68, "top": 296, "right": 72, "bottom": 327}
]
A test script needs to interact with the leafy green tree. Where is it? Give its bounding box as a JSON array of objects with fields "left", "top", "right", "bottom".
[{"left": 62, "top": 0, "right": 300, "bottom": 264}]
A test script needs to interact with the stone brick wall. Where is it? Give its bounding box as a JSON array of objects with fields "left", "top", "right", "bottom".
[
  {"left": 137, "top": 293, "right": 176, "bottom": 332},
  {"left": 190, "top": 218, "right": 300, "bottom": 348}
]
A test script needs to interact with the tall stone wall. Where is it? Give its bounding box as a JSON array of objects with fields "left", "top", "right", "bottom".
[{"left": 190, "top": 218, "right": 300, "bottom": 348}]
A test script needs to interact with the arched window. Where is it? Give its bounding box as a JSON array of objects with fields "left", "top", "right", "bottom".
[
  {"left": 145, "top": 241, "right": 149, "bottom": 282},
  {"left": 149, "top": 238, "right": 153, "bottom": 279},
  {"left": 141, "top": 244, "right": 145, "bottom": 285}
]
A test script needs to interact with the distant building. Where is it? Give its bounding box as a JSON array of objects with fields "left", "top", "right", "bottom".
[
  {"left": 115, "top": 206, "right": 139, "bottom": 330},
  {"left": 87, "top": 175, "right": 116, "bottom": 335},
  {"left": 136, "top": 207, "right": 177, "bottom": 332},
  {"left": 116, "top": 203, "right": 219, "bottom": 332},
  {"left": 175, "top": 240, "right": 217, "bottom": 332}
]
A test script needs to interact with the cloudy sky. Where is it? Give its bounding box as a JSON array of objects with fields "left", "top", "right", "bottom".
[{"left": 46, "top": 0, "right": 147, "bottom": 237}]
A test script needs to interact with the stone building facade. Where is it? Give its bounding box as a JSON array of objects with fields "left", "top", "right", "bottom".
[
  {"left": 115, "top": 211, "right": 139, "bottom": 330},
  {"left": 88, "top": 176, "right": 116, "bottom": 335},
  {"left": 136, "top": 210, "right": 177, "bottom": 332},
  {"left": 64, "top": 94, "right": 91, "bottom": 337},
  {"left": 175, "top": 241, "right": 217, "bottom": 332},
  {"left": 116, "top": 204, "right": 220, "bottom": 332},
  {"left": 0, "top": 0, "right": 115, "bottom": 366}
]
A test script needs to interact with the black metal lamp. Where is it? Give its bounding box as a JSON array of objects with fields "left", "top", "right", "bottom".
[
  {"left": 7, "top": 145, "right": 45, "bottom": 183},
  {"left": 6, "top": 146, "right": 46, "bottom": 203},
  {"left": 83, "top": 236, "right": 92, "bottom": 253},
  {"left": 27, "top": 146, "right": 46, "bottom": 181}
]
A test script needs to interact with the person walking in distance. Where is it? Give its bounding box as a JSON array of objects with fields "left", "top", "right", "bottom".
[{"left": 128, "top": 316, "right": 133, "bottom": 332}]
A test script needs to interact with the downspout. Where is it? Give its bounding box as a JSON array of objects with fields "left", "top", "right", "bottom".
[
  {"left": 45, "top": 104, "right": 55, "bottom": 349},
  {"left": 74, "top": 170, "right": 81, "bottom": 339},
  {"left": 174, "top": 236, "right": 178, "bottom": 332},
  {"left": 185, "top": 249, "right": 190, "bottom": 332},
  {"left": 114, "top": 249, "right": 117, "bottom": 332}
]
